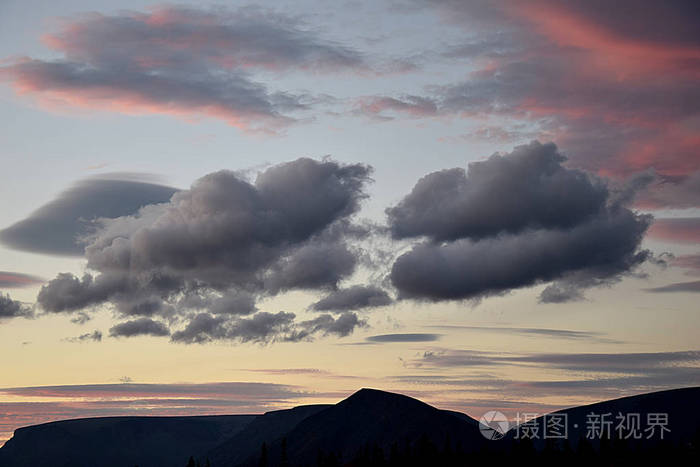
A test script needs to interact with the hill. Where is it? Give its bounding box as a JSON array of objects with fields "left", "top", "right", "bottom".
[
  {"left": 0, "top": 414, "right": 255, "bottom": 467},
  {"left": 1, "top": 387, "right": 699, "bottom": 466}
]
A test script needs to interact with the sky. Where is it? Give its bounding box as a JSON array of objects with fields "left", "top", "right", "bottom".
[{"left": 0, "top": 0, "right": 699, "bottom": 445}]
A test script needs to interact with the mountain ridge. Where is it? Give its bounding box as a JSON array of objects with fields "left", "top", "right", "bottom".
[{"left": 1, "top": 386, "right": 698, "bottom": 466}]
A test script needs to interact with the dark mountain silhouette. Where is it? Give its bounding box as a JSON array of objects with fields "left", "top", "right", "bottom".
[
  {"left": 515, "top": 386, "right": 700, "bottom": 451},
  {"left": 0, "top": 387, "right": 698, "bottom": 466},
  {"left": 0, "top": 415, "right": 255, "bottom": 467},
  {"left": 207, "top": 404, "right": 331, "bottom": 466},
  {"left": 233, "top": 388, "right": 486, "bottom": 466}
]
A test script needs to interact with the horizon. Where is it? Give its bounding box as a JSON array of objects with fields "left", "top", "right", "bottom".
[{"left": 1, "top": 0, "right": 699, "bottom": 449}]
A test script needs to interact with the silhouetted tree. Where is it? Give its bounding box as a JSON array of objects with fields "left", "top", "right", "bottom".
[{"left": 186, "top": 456, "right": 196, "bottom": 467}]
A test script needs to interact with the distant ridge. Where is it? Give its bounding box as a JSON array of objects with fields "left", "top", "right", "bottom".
[
  {"left": 1, "top": 387, "right": 698, "bottom": 466},
  {"left": 235, "top": 388, "right": 485, "bottom": 466},
  {"left": 0, "top": 414, "right": 255, "bottom": 467}
]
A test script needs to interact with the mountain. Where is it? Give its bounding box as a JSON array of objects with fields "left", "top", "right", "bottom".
[
  {"left": 207, "top": 404, "right": 331, "bottom": 466},
  {"left": 1, "top": 387, "right": 698, "bottom": 466},
  {"left": 515, "top": 386, "right": 700, "bottom": 451},
  {"left": 213, "top": 388, "right": 486, "bottom": 466},
  {"left": 0, "top": 415, "right": 255, "bottom": 467}
]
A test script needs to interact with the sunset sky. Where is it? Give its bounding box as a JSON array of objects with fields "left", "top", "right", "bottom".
[{"left": 1, "top": 0, "right": 699, "bottom": 445}]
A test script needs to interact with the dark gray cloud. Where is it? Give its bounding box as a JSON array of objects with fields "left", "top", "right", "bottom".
[
  {"left": 298, "top": 312, "right": 367, "bottom": 338},
  {"left": 0, "top": 6, "right": 366, "bottom": 131},
  {"left": 389, "top": 142, "right": 652, "bottom": 302},
  {"left": 311, "top": 285, "right": 392, "bottom": 312},
  {"left": 645, "top": 280, "right": 700, "bottom": 293},
  {"left": 366, "top": 333, "right": 440, "bottom": 343},
  {"left": 37, "top": 158, "right": 372, "bottom": 344},
  {"left": 171, "top": 310, "right": 366, "bottom": 344},
  {"left": 82, "top": 159, "right": 370, "bottom": 283},
  {"left": 37, "top": 273, "right": 127, "bottom": 313},
  {"left": 264, "top": 241, "right": 357, "bottom": 293},
  {"left": 0, "top": 293, "right": 32, "bottom": 319},
  {"left": 391, "top": 223, "right": 649, "bottom": 301},
  {"left": 0, "top": 175, "right": 176, "bottom": 256},
  {"left": 109, "top": 318, "right": 170, "bottom": 338},
  {"left": 208, "top": 291, "right": 258, "bottom": 316},
  {"left": 538, "top": 283, "right": 585, "bottom": 303},
  {"left": 64, "top": 330, "right": 102, "bottom": 343},
  {"left": 171, "top": 311, "right": 293, "bottom": 344},
  {"left": 0, "top": 271, "right": 43, "bottom": 288},
  {"left": 387, "top": 142, "right": 608, "bottom": 241}
]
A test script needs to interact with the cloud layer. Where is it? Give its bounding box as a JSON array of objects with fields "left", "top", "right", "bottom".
[
  {"left": 0, "top": 175, "right": 176, "bottom": 256},
  {"left": 0, "top": 272, "right": 43, "bottom": 288},
  {"left": 0, "top": 6, "right": 365, "bottom": 131},
  {"left": 389, "top": 142, "right": 652, "bottom": 301},
  {"left": 0, "top": 294, "right": 32, "bottom": 320},
  {"left": 360, "top": 0, "right": 700, "bottom": 212},
  {"left": 37, "top": 158, "right": 373, "bottom": 343}
]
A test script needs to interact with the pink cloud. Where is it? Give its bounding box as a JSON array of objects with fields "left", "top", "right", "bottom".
[
  {"left": 648, "top": 218, "right": 700, "bottom": 244},
  {"left": 0, "top": 6, "right": 366, "bottom": 132}
]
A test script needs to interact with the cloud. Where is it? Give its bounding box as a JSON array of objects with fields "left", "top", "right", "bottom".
[
  {"left": 671, "top": 254, "right": 700, "bottom": 275},
  {"left": 387, "top": 141, "right": 608, "bottom": 241},
  {"left": 0, "top": 293, "right": 32, "bottom": 319},
  {"left": 427, "top": 325, "right": 616, "bottom": 342},
  {"left": 366, "top": 333, "right": 441, "bottom": 343},
  {"left": 538, "top": 283, "right": 585, "bottom": 303},
  {"left": 0, "top": 6, "right": 365, "bottom": 131},
  {"left": 63, "top": 330, "right": 102, "bottom": 343},
  {"left": 645, "top": 280, "right": 700, "bottom": 293},
  {"left": 647, "top": 217, "right": 700, "bottom": 244},
  {"left": 263, "top": 241, "right": 357, "bottom": 293},
  {"left": 389, "top": 142, "right": 651, "bottom": 301},
  {"left": 410, "top": 348, "right": 700, "bottom": 374},
  {"left": 373, "top": 0, "right": 700, "bottom": 208},
  {"left": 311, "top": 285, "right": 392, "bottom": 312},
  {"left": 207, "top": 291, "right": 258, "bottom": 316},
  {"left": 170, "top": 310, "right": 367, "bottom": 344},
  {"left": 171, "top": 311, "right": 293, "bottom": 344},
  {"left": 0, "top": 272, "right": 43, "bottom": 288},
  {"left": 0, "top": 174, "right": 176, "bottom": 256},
  {"left": 109, "top": 318, "right": 170, "bottom": 338},
  {"left": 37, "top": 272, "right": 127, "bottom": 313},
  {"left": 635, "top": 171, "right": 700, "bottom": 209},
  {"left": 36, "top": 158, "right": 372, "bottom": 343},
  {"left": 353, "top": 95, "right": 438, "bottom": 120},
  {"left": 298, "top": 312, "right": 367, "bottom": 338},
  {"left": 0, "top": 382, "right": 308, "bottom": 401}
]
